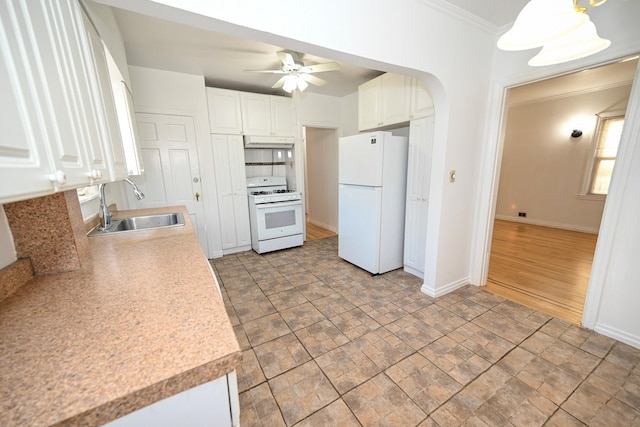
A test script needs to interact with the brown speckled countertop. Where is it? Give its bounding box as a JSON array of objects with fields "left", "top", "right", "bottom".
[{"left": 0, "top": 207, "right": 241, "bottom": 426}]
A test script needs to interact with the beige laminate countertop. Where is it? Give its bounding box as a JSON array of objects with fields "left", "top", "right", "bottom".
[{"left": 0, "top": 207, "right": 241, "bottom": 426}]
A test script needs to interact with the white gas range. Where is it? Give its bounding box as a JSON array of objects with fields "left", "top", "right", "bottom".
[{"left": 246, "top": 176, "right": 303, "bottom": 254}]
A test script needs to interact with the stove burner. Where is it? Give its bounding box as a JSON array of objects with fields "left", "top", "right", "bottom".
[
  {"left": 273, "top": 189, "right": 291, "bottom": 193},
  {"left": 251, "top": 191, "right": 271, "bottom": 195}
]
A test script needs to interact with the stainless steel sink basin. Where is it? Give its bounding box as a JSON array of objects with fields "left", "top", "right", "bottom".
[{"left": 89, "top": 213, "right": 185, "bottom": 236}]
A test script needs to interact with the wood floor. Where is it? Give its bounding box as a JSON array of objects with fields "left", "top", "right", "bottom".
[
  {"left": 305, "top": 221, "right": 337, "bottom": 241},
  {"left": 486, "top": 220, "right": 598, "bottom": 325}
]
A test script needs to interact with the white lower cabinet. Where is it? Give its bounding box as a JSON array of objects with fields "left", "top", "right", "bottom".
[
  {"left": 104, "top": 371, "right": 240, "bottom": 427},
  {"left": 212, "top": 134, "right": 251, "bottom": 253},
  {"left": 404, "top": 116, "right": 435, "bottom": 278}
]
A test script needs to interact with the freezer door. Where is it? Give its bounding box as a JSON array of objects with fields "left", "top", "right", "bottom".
[
  {"left": 339, "top": 132, "right": 384, "bottom": 186},
  {"left": 338, "top": 184, "right": 382, "bottom": 274}
]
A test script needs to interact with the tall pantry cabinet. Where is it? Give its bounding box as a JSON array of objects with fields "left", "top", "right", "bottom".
[
  {"left": 404, "top": 115, "right": 435, "bottom": 278},
  {"left": 211, "top": 134, "right": 251, "bottom": 253}
]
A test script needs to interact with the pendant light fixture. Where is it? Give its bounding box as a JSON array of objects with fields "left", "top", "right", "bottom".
[{"left": 498, "top": 0, "right": 610, "bottom": 66}]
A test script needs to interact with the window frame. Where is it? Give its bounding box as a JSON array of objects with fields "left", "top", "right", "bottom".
[{"left": 580, "top": 111, "right": 625, "bottom": 199}]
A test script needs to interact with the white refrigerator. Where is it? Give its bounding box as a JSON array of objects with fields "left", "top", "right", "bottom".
[{"left": 338, "top": 131, "right": 408, "bottom": 274}]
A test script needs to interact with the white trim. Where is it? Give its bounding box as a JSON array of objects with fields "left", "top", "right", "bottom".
[
  {"left": 306, "top": 218, "right": 337, "bottom": 234},
  {"left": 221, "top": 245, "right": 251, "bottom": 256},
  {"left": 421, "top": 276, "right": 470, "bottom": 298},
  {"left": 577, "top": 194, "right": 606, "bottom": 201},
  {"left": 210, "top": 250, "right": 223, "bottom": 259},
  {"left": 494, "top": 215, "right": 600, "bottom": 235},
  {"left": 508, "top": 81, "right": 633, "bottom": 108},
  {"left": 594, "top": 323, "right": 640, "bottom": 349},
  {"left": 415, "top": 0, "right": 498, "bottom": 34}
]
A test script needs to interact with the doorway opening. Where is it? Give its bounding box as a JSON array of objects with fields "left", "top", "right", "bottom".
[
  {"left": 303, "top": 127, "right": 339, "bottom": 241},
  {"left": 485, "top": 58, "right": 636, "bottom": 324}
]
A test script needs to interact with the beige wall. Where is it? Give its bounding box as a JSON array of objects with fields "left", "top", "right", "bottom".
[
  {"left": 496, "top": 84, "right": 632, "bottom": 233},
  {"left": 305, "top": 128, "right": 339, "bottom": 232}
]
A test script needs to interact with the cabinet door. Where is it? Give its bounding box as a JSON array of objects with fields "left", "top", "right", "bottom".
[
  {"left": 410, "top": 79, "right": 435, "bottom": 120},
  {"left": 358, "top": 77, "right": 382, "bottom": 131},
  {"left": 381, "top": 73, "right": 411, "bottom": 126},
  {"left": 0, "top": 3, "right": 55, "bottom": 202},
  {"left": 212, "top": 135, "right": 237, "bottom": 250},
  {"left": 206, "top": 88, "right": 243, "bottom": 134},
  {"left": 22, "top": 0, "right": 93, "bottom": 188},
  {"left": 404, "top": 116, "right": 434, "bottom": 277},
  {"left": 240, "top": 92, "right": 271, "bottom": 135},
  {"left": 227, "top": 135, "right": 250, "bottom": 246},
  {"left": 82, "top": 11, "right": 128, "bottom": 181},
  {"left": 270, "top": 96, "right": 295, "bottom": 136}
]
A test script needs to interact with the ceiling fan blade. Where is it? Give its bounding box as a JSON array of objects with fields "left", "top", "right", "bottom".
[
  {"left": 302, "top": 62, "right": 340, "bottom": 73},
  {"left": 272, "top": 76, "right": 288, "bottom": 89},
  {"left": 300, "top": 74, "right": 326, "bottom": 86},
  {"left": 244, "top": 69, "right": 287, "bottom": 74},
  {"left": 277, "top": 51, "right": 296, "bottom": 66}
]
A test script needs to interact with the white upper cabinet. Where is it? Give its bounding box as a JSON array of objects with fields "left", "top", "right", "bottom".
[
  {"left": 206, "top": 88, "right": 243, "bottom": 134},
  {"left": 104, "top": 46, "right": 143, "bottom": 176},
  {"left": 240, "top": 92, "right": 294, "bottom": 137},
  {"left": 410, "top": 79, "right": 435, "bottom": 120},
  {"left": 0, "top": 0, "right": 130, "bottom": 203},
  {"left": 81, "top": 10, "right": 128, "bottom": 181},
  {"left": 358, "top": 73, "right": 411, "bottom": 131}
]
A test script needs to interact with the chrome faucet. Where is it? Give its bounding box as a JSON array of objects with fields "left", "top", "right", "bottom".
[{"left": 98, "top": 178, "right": 145, "bottom": 230}]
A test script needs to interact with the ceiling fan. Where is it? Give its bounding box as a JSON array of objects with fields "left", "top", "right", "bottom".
[{"left": 246, "top": 51, "right": 340, "bottom": 93}]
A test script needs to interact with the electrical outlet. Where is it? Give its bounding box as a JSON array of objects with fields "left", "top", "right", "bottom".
[
  {"left": 518, "top": 212, "right": 527, "bottom": 217},
  {"left": 449, "top": 170, "right": 456, "bottom": 183}
]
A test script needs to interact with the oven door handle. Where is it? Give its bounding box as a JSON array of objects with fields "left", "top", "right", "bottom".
[{"left": 254, "top": 201, "right": 302, "bottom": 209}]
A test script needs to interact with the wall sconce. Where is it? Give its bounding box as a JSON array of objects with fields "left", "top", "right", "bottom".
[{"left": 571, "top": 129, "right": 583, "bottom": 138}]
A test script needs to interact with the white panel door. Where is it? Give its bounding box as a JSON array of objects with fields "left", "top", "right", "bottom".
[
  {"left": 227, "top": 136, "right": 251, "bottom": 247},
  {"left": 131, "top": 113, "right": 208, "bottom": 255},
  {"left": 338, "top": 184, "right": 382, "bottom": 274},
  {"left": 339, "top": 133, "right": 384, "bottom": 186}
]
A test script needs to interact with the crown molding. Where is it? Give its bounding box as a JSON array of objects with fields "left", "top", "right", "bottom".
[
  {"left": 509, "top": 80, "right": 634, "bottom": 107},
  {"left": 414, "top": 0, "right": 500, "bottom": 35}
]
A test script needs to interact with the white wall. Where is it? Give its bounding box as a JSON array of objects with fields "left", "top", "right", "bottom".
[
  {"left": 340, "top": 91, "right": 359, "bottom": 137},
  {"left": 0, "top": 206, "right": 16, "bottom": 269},
  {"left": 305, "top": 128, "right": 338, "bottom": 232},
  {"left": 128, "top": 66, "right": 223, "bottom": 258},
  {"left": 496, "top": 84, "right": 631, "bottom": 233}
]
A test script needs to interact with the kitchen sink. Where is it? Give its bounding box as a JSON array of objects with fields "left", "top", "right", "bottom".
[{"left": 89, "top": 213, "right": 185, "bottom": 236}]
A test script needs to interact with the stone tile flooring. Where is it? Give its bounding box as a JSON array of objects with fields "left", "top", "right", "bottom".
[{"left": 211, "top": 237, "right": 640, "bottom": 426}]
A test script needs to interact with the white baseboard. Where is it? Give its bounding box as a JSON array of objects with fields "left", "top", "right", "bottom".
[
  {"left": 495, "top": 215, "right": 599, "bottom": 234},
  {"left": 222, "top": 245, "right": 252, "bottom": 256},
  {"left": 209, "top": 250, "right": 224, "bottom": 259},
  {"left": 307, "top": 218, "right": 337, "bottom": 233},
  {"left": 403, "top": 265, "right": 424, "bottom": 279},
  {"left": 594, "top": 323, "right": 640, "bottom": 350},
  {"left": 421, "top": 276, "right": 471, "bottom": 298}
]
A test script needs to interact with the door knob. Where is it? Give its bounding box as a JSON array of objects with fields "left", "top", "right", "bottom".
[{"left": 195, "top": 192, "right": 200, "bottom": 201}]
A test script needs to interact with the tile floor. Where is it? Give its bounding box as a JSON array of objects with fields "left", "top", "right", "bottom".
[{"left": 211, "top": 237, "right": 640, "bottom": 426}]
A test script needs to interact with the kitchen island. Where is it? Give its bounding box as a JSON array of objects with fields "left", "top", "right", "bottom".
[{"left": 0, "top": 206, "right": 241, "bottom": 426}]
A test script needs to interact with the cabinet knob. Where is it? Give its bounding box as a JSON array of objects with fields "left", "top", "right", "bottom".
[{"left": 49, "top": 170, "right": 67, "bottom": 185}]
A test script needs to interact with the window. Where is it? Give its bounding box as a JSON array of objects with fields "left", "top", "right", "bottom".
[{"left": 586, "top": 115, "right": 624, "bottom": 196}]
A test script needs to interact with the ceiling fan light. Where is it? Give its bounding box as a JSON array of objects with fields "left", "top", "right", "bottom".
[
  {"left": 528, "top": 18, "right": 611, "bottom": 66},
  {"left": 497, "top": 0, "right": 588, "bottom": 51},
  {"left": 282, "top": 75, "right": 297, "bottom": 93}
]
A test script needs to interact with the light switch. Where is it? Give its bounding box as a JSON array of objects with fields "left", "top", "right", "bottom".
[{"left": 449, "top": 170, "right": 456, "bottom": 183}]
